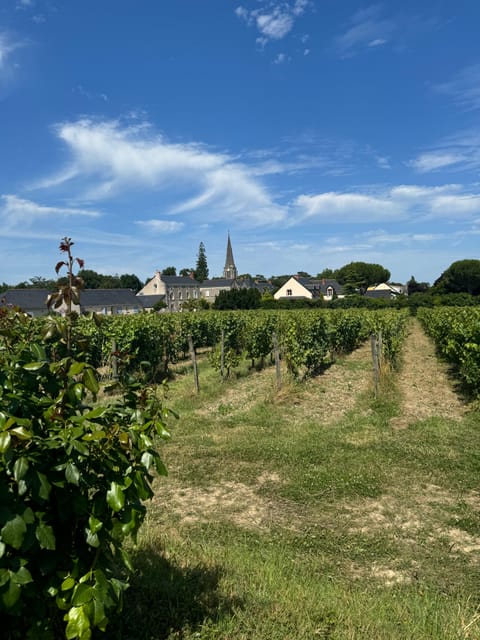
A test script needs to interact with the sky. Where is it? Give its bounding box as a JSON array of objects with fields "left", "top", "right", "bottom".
[{"left": 1, "top": 0, "right": 480, "bottom": 286}]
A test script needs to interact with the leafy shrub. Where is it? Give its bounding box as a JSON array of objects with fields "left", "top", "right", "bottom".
[{"left": 0, "top": 242, "right": 174, "bottom": 639}]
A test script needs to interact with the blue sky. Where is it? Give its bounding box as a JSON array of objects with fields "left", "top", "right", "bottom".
[{"left": 1, "top": 0, "right": 479, "bottom": 285}]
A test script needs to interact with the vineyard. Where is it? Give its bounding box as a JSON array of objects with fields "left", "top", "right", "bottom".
[
  {"left": 70, "top": 308, "right": 410, "bottom": 384},
  {"left": 2, "top": 303, "right": 480, "bottom": 639}
]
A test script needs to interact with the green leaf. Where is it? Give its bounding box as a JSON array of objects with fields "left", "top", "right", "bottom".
[
  {"left": 65, "top": 605, "right": 91, "bottom": 640},
  {"left": 0, "top": 431, "right": 11, "bottom": 453},
  {"left": 154, "top": 456, "right": 168, "bottom": 477},
  {"left": 23, "top": 361, "right": 46, "bottom": 371},
  {"left": 84, "top": 406, "right": 108, "bottom": 419},
  {"left": 30, "top": 343, "right": 47, "bottom": 361},
  {"left": 120, "top": 547, "right": 134, "bottom": 572},
  {"left": 2, "top": 579, "right": 21, "bottom": 609},
  {"left": 65, "top": 461, "right": 80, "bottom": 486},
  {"left": 36, "top": 471, "right": 52, "bottom": 500},
  {"left": 140, "top": 451, "right": 153, "bottom": 470},
  {"left": 0, "top": 541, "right": 5, "bottom": 558},
  {"left": 106, "top": 482, "right": 124, "bottom": 513},
  {"left": 13, "top": 456, "right": 29, "bottom": 482},
  {"left": 85, "top": 529, "right": 100, "bottom": 548},
  {"left": 88, "top": 516, "right": 103, "bottom": 534},
  {"left": 61, "top": 577, "right": 76, "bottom": 591},
  {"left": 1, "top": 514, "right": 27, "bottom": 549},
  {"left": 68, "top": 362, "right": 86, "bottom": 377},
  {"left": 11, "top": 566, "right": 33, "bottom": 585},
  {"left": 82, "top": 368, "right": 99, "bottom": 395},
  {"left": 72, "top": 583, "right": 93, "bottom": 606},
  {"left": 36, "top": 523, "right": 56, "bottom": 550}
]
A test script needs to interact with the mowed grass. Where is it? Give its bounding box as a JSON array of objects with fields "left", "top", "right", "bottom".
[{"left": 108, "top": 346, "right": 480, "bottom": 640}]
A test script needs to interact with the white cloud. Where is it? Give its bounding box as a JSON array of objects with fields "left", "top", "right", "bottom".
[
  {"left": 136, "top": 219, "right": 184, "bottom": 233},
  {"left": 294, "top": 184, "right": 480, "bottom": 223},
  {"left": 0, "top": 32, "right": 23, "bottom": 73},
  {"left": 295, "top": 192, "right": 403, "bottom": 222},
  {"left": 334, "top": 5, "right": 394, "bottom": 58},
  {"left": 435, "top": 64, "right": 480, "bottom": 111},
  {"left": 35, "top": 118, "right": 286, "bottom": 226},
  {"left": 0, "top": 194, "right": 100, "bottom": 229},
  {"left": 235, "top": 1, "right": 310, "bottom": 45},
  {"left": 408, "top": 129, "right": 480, "bottom": 174},
  {"left": 273, "top": 52, "right": 288, "bottom": 64}
]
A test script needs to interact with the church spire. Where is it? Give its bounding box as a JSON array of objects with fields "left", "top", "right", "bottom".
[{"left": 223, "top": 233, "right": 238, "bottom": 280}]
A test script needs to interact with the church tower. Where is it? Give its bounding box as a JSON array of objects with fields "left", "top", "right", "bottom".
[{"left": 223, "top": 233, "right": 238, "bottom": 280}]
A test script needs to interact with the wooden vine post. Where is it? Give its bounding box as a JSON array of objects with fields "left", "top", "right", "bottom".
[
  {"left": 220, "top": 328, "right": 225, "bottom": 381},
  {"left": 188, "top": 334, "right": 200, "bottom": 394},
  {"left": 272, "top": 331, "right": 282, "bottom": 390},
  {"left": 370, "top": 331, "right": 382, "bottom": 398}
]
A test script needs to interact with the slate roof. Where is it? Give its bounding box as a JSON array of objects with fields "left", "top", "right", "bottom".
[
  {"left": 137, "top": 294, "right": 166, "bottom": 308},
  {"left": 201, "top": 278, "right": 234, "bottom": 288},
  {"left": 161, "top": 275, "right": 200, "bottom": 286},
  {"left": 81, "top": 289, "right": 140, "bottom": 307},
  {"left": 295, "top": 278, "right": 343, "bottom": 297},
  {"left": 1, "top": 289, "right": 50, "bottom": 312}
]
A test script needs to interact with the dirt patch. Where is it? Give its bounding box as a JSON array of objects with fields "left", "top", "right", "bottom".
[
  {"left": 155, "top": 471, "right": 285, "bottom": 530},
  {"left": 298, "top": 341, "right": 373, "bottom": 424},
  {"left": 391, "top": 319, "right": 466, "bottom": 429},
  {"left": 343, "top": 484, "right": 457, "bottom": 537},
  {"left": 350, "top": 562, "right": 414, "bottom": 586}
]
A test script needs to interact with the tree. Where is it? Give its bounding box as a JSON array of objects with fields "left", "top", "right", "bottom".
[
  {"left": 179, "top": 268, "right": 194, "bottom": 277},
  {"left": 335, "top": 262, "right": 391, "bottom": 293},
  {"left": 194, "top": 242, "right": 209, "bottom": 282},
  {"left": 317, "top": 268, "right": 335, "bottom": 279},
  {"left": 120, "top": 273, "right": 143, "bottom": 292},
  {"left": 162, "top": 266, "right": 177, "bottom": 276},
  {"left": 406, "top": 275, "right": 430, "bottom": 295},
  {"left": 434, "top": 259, "right": 480, "bottom": 295}
]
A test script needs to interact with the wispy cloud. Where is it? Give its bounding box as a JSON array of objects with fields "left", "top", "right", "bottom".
[
  {"left": 34, "top": 118, "right": 286, "bottom": 226},
  {"left": 334, "top": 5, "right": 394, "bottom": 58},
  {"left": 333, "top": 5, "right": 440, "bottom": 58},
  {"left": 136, "top": 219, "right": 184, "bottom": 233},
  {"left": 0, "top": 32, "right": 24, "bottom": 75},
  {"left": 434, "top": 64, "right": 480, "bottom": 112},
  {"left": 294, "top": 184, "right": 480, "bottom": 223},
  {"left": 0, "top": 194, "right": 100, "bottom": 229},
  {"left": 235, "top": 1, "right": 311, "bottom": 47},
  {"left": 408, "top": 129, "right": 480, "bottom": 173}
]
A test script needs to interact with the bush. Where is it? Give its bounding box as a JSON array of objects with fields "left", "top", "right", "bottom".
[{"left": 0, "top": 243, "right": 174, "bottom": 639}]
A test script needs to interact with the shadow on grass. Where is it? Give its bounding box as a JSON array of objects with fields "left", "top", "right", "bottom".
[{"left": 106, "top": 546, "right": 241, "bottom": 640}]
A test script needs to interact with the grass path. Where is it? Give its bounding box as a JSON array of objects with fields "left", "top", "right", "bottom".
[
  {"left": 109, "top": 322, "right": 480, "bottom": 640},
  {"left": 391, "top": 317, "right": 466, "bottom": 428}
]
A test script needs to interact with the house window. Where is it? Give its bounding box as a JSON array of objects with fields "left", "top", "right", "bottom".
[
  {"left": 326, "top": 287, "right": 333, "bottom": 298},
  {"left": 186, "top": 291, "right": 190, "bottom": 299},
  {"left": 194, "top": 290, "right": 198, "bottom": 298},
  {"left": 286, "top": 289, "right": 292, "bottom": 296},
  {"left": 179, "top": 291, "right": 183, "bottom": 300},
  {"left": 169, "top": 291, "right": 174, "bottom": 300}
]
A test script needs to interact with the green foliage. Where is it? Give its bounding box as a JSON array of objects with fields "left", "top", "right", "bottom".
[
  {"left": 194, "top": 242, "right": 209, "bottom": 282},
  {"left": 334, "top": 261, "right": 391, "bottom": 293},
  {"left": 434, "top": 259, "right": 480, "bottom": 295},
  {"left": 213, "top": 288, "right": 261, "bottom": 310},
  {"left": 161, "top": 267, "right": 177, "bottom": 276},
  {"left": 418, "top": 307, "right": 480, "bottom": 395},
  {"left": 0, "top": 307, "right": 173, "bottom": 637}
]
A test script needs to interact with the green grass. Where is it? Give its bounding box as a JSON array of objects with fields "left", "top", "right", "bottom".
[{"left": 106, "top": 351, "right": 480, "bottom": 639}]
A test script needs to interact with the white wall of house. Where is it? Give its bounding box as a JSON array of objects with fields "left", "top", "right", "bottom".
[{"left": 274, "top": 277, "right": 312, "bottom": 300}]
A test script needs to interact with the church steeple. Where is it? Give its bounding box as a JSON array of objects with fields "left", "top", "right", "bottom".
[{"left": 223, "top": 233, "right": 238, "bottom": 280}]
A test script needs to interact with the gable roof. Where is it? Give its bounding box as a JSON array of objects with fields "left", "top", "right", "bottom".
[
  {"left": 81, "top": 289, "right": 141, "bottom": 307},
  {"left": 294, "top": 277, "right": 343, "bottom": 296},
  {"left": 160, "top": 275, "right": 200, "bottom": 286},
  {"left": 1, "top": 288, "right": 50, "bottom": 311}
]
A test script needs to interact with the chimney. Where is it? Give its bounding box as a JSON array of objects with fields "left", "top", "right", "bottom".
[{"left": 189, "top": 270, "right": 195, "bottom": 279}]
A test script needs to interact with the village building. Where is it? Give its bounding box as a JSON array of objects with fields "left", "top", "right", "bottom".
[{"left": 274, "top": 275, "right": 344, "bottom": 301}]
